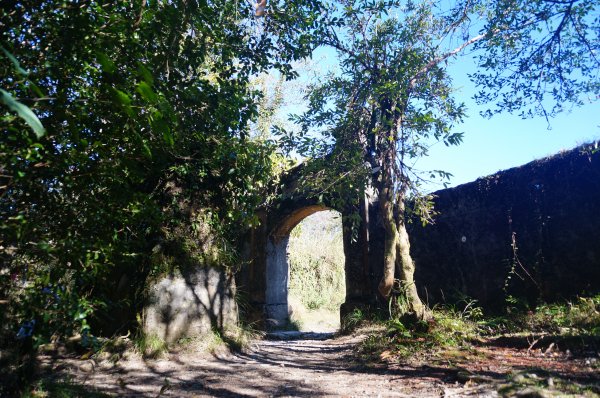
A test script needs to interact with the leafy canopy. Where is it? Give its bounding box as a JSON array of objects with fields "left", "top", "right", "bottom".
[{"left": 0, "top": 0, "right": 330, "bottom": 348}]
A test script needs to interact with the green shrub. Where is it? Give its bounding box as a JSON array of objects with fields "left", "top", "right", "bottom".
[
  {"left": 520, "top": 294, "right": 600, "bottom": 334},
  {"left": 359, "top": 300, "right": 482, "bottom": 361},
  {"left": 360, "top": 294, "right": 600, "bottom": 363}
]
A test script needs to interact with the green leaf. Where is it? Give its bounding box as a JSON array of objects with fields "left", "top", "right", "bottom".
[
  {"left": 112, "top": 88, "right": 133, "bottom": 116},
  {"left": 113, "top": 88, "right": 131, "bottom": 106},
  {"left": 136, "top": 81, "right": 158, "bottom": 103},
  {"left": 0, "top": 89, "right": 46, "bottom": 138},
  {"left": 96, "top": 52, "right": 116, "bottom": 74},
  {"left": 1, "top": 46, "right": 28, "bottom": 76},
  {"left": 150, "top": 115, "right": 173, "bottom": 146},
  {"left": 28, "top": 82, "right": 45, "bottom": 98},
  {"left": 75, "top": 310, "right": 87, "bottom": 320},
  {"left": 162, "top": 129, "right": 174, "bottom": 147},
  {"left": 137, "top": 63, "right": 154, "bottom": 85},
  {"left": 141, "top": 140, "right": 152, "bottom": 158}
]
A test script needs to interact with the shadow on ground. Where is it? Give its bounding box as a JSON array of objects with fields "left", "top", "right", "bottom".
[{"left": 33, "top": 331, "right": 600, "bottom": 397}]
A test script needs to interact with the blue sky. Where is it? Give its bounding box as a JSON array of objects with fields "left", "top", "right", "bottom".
[{"left": 415, "top": 57, "right": 600, "bottom": 192}]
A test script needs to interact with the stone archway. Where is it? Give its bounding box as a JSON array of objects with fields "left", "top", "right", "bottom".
[
  {"left": 237, "top": 166, "right": 383, "bottom": 329},
  {"left": 265, "top": 205, "right": 331, "bottom": 326}
]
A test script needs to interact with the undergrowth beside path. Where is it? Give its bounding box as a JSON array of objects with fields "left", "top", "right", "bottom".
[
  {"left": 16, "top": 295, "right": 600, "bottom": 397},
  {"left": 18, "top": 295, "right": 599, "bottom": 397},
  {"left": 351, "top": 294, "right": 600, "bottom": 397}
]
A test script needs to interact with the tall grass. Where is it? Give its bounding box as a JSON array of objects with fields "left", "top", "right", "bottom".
[{"left": 287, "top": 211, "right": 345, "bottom": 323}]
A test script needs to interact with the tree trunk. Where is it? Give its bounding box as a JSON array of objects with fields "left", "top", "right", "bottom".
[
  {"left": 377, "top": 150, "right": 429, "bottom": 320},
  {"left": 375, "top": 101, "right": 430, "bottom": 320},
  {"left": 395, "top": 196, "right": 430, "bottom": 320},
  {"left": 377, "top": 155, "right": 397, "bottom": 299}
]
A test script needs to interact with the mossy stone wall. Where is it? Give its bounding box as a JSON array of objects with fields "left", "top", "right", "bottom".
[{"left": 409, "top": 144, "right": 600, "bottom": 310}]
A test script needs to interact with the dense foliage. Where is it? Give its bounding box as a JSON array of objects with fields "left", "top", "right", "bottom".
[{"left": 0, "top": 0, "right": 330, "bottom": 356}]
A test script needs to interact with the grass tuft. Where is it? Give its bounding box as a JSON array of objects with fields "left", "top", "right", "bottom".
[{"left": 133, "top": 332, "right": 168, "bottom": 359}]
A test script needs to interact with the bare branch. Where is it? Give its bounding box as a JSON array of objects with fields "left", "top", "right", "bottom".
[{"left": 409, "top": 32, "right": 488, "bottom": 90}]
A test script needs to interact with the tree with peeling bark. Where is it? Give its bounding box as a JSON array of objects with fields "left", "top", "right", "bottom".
[{"left": 280, "top": 0, "right": 599, "bottom": 320}]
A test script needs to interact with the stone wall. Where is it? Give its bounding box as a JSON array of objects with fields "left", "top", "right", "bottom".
[
  {"left": 144, "top": 267, "right": 238, "bottom": 343},
  {"left": 410, "top": 144, "right": 600, "bottom": 310}
]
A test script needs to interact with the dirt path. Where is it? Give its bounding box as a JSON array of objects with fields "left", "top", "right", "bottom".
[
  {"left": 38, "top": 331, "right": 599, "bottom": 397},
  {"left": 39, "top": 332, "right": 500, "bottom": 397}
]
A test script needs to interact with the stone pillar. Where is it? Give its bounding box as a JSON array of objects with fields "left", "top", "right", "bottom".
[
  {"left": 264, "top": 236, "right": 290, "bottom": 327},
  {"left": 236, "top": 212, "right": 268, "bottom": 326}
]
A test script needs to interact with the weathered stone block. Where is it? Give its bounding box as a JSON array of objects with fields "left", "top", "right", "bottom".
[{"left": 144, "top": 267, "right": 237, "bottom": 343}]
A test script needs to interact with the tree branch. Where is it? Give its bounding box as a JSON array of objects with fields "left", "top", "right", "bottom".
[{"left": 409, "top": 32, "right": 487, "bottom": 90}]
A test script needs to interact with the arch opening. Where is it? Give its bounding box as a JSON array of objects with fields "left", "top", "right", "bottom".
[{"left": 265, "top": 209, "right": 346, "bottom": 330}]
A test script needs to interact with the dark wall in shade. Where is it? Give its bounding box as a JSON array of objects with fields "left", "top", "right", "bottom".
[{"left": 409, "top": 144, "right": 600, "bottom": 310}]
